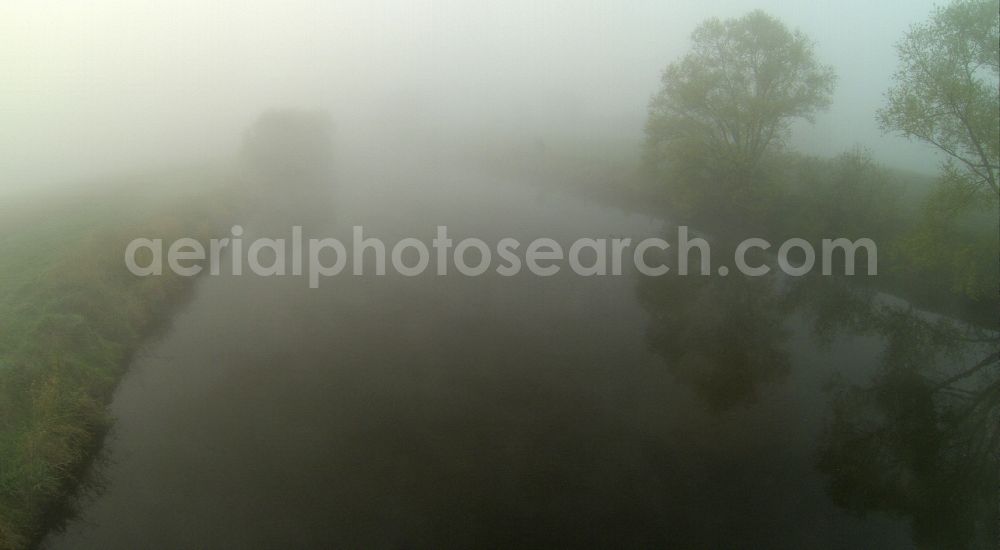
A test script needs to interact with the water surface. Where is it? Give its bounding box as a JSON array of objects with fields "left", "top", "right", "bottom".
[{"left": 44, "top": 154, "right": 986, "bottom": 548}]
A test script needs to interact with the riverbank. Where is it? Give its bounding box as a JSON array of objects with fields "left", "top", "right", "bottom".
[
  {"left": 3, "top": 140, "right": 995, "bottom": 548},
  {"left": 0, "top": 169, "right": 233, "bottom": 549},
  {"left": 469, "top": 137, "right": 998, "bottom": 328}
]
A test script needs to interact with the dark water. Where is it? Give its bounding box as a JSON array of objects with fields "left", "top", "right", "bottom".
[{"left": 43, "top": 153, "right": 996, "bottom": 548}]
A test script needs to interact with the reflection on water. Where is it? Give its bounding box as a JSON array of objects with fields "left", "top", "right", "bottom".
[
  {"left": 803, "top": 278, "right": 999, "bottom": 549},
  {"left": 637, "top": 254, "right": 999, "bottom": 547},
  {"left": 43, "top": 152, "right": 997, "bottom": 548},
  {"left": 637, "top": 268, "right": 791, "bottom": 411}
]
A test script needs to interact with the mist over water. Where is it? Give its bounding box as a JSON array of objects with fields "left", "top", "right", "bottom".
[
  {"left": 2, "top": 1, "right": 997, "bottom": 549},
  {"left": 41, "top": 157, "right": 910, "bottom": 548}
]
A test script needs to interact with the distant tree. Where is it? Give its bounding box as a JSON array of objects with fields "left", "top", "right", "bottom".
[
  {"left": 645, "top": 10, "right": 836, "bottom": 210},
  {"left": 878, "top": 0, "right": 999, "bottom": 204},
  {"left": 242, "top": 109, "right": 335, "bottom": 181},
  {"left": 766, "top": 148, "right": 904, "bottom": 254}
]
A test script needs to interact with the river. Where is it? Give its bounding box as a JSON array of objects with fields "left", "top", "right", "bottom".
[{"left": 42, "top": 149, "right": 990, "bottom": 548}]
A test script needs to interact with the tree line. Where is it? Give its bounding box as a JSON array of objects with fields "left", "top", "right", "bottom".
[{"left": 643, "top": 0, "right": 999, "bottom": 317}]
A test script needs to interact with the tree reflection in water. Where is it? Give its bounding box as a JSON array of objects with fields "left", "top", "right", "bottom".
[
  {"left": 636, "top": 256, "right": 997, "bottom": 546},
  {"left": 636, "top": 270, "right": 791, "bottom": 411},
  {"left": 800, "top": 277, "right": 999, "bottom": 549}
]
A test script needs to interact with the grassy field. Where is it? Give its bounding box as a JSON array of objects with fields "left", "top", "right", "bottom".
[{"left": 0, "top": 169, "right": 233, "bottom": 549}]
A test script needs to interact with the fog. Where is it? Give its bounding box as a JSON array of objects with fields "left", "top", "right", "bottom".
[
  {"left": 2, "top": 0, "right": 942, "bottom": 192},
  {"left": 3, "top": 1, "right": 999, "bottom": 548}
]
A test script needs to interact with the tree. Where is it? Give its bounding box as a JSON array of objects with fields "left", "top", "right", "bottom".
[
  {"left": 878, "top": 0, "right": 999, "bottom": 204},
  {"left": 242, "top": 109, "right": 335, "bottom": 181},
  {"left": 645, "top": 10, "right": 836, "bottom": 207},
  {"left": 880, "top": 0, "right": 999, "bottom": 302}
]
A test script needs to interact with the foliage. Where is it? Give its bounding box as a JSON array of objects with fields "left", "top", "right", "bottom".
[
  {"left": 645, "top": 10, "right": 836, "bottom": 219},
  {"left": 878, "top": 0, "right": 1000, "bottom": 200},
  {"left": 879, "top": 0, "right": 1000, "bottom": 304},
  {"left": 891, "top": 162, "right": 998, "bottom": 299},
  {"left": 776, "top": 148, "right": 903, "bottom": 241}
]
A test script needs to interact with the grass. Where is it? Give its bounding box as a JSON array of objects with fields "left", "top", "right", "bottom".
[{"left": 0, "top": 169, "right": 234, "bottom": 549}]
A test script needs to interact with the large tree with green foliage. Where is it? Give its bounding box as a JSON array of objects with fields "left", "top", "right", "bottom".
[
  {"left": 878, "top": 0, "right": 999, "bottom": 204},
  {"left": 645, "top": 10, "right": 836, "bottom": 209},
  {"left": 880, "top": 0, "right": 999, "bottom": 302}
]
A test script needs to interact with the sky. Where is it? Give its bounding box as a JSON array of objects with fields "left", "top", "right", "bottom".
[{"left": 0, "top": 0, "right": 945, "bottom": 191}]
